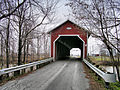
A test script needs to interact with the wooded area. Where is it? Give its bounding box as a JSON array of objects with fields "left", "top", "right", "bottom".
[{"left": 0, "top": 0, "right": 58, "bottom": 69}]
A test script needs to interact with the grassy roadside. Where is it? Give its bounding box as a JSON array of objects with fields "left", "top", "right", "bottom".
[
  {"left": 83, "top": 60, "right": 120, "bottom": 90},
  {"left": 109, "top": 82, "right": 120, "bottom": 90},
  {"left": 88, "top": 56, "right": 111, "bottom": 63},
  {"left": 89, "top": 56, "right": 119, "bottom": 62},
  {"left": 86, "top": 57, "right": 120, "bottom": 90},
  {"left": 83, "top": 62, "right": 105, "bottom": 90}
]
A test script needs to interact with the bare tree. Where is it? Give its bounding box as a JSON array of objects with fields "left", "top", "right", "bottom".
[
  {"left": 67, "top": 0, "right": 120, "bottom": 81},
  {"left": 0, "top": 0, "right": 26, "bottom": 20},
  {"left": 0, "top": 0, "right": 13, "bottom": 68},
  {"left": 15, "top": 0, "right": 58, "bottom": 65},
  {"left": 43, "top": 33, "right": 49, "bottom": 58},
  {"left": 11, "top": 38, "right": 16, "bottom": 65},
  {"left": 0, "top": 0, "right": 58, "bottom": 70},
  {"left": 37, "top": 36, "right": 41, "bottom": 60},
  {"left": 0, "top": 34, "right": 4, "bottom": 69}
]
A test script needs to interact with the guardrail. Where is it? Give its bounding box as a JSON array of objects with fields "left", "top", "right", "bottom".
[
  {"left": 83, "top": 59, "right": 116, "bottom": 83},
  {"left": 0, "top": 58, "right": 53, "bottom": 77}
]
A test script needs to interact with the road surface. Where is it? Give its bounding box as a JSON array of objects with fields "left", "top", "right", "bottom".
[{"left": 0, "top": 60, "right": 89, "bottom": 90}]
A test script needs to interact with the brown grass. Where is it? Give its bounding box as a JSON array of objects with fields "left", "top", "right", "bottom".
[{"left": 0, "top": 55, "right": 49, "bottom": 69}]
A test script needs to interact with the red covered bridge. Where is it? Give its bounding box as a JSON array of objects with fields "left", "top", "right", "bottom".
[{"left": 48, "top": 20, "right": 90, "bottom": 60}]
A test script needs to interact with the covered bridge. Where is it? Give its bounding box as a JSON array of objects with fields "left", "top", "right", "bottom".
[{"left": 48, "top": 20, "right": 90, "bottom": 60}]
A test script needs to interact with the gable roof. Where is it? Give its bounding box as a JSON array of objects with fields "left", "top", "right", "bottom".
[{"left": 47, "top": 20, "right": 91, "bottom": 37}]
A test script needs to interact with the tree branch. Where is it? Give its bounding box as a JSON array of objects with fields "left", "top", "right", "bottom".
[{"left": 0, "top": 0, "right": 26, "bottom": 20}]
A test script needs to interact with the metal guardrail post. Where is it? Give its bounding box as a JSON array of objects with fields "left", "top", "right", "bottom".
[
  {"left": 36, "top": 65, "right": 39, "bottom": 69},
  {"left": 21, "top": 69, "right": 25, "bottom": 75},
  {"left": 14, "top": 70, "right": 20, "bottom": 76},
  {"left": 105, "top": 82, "right": 110, "bottom": 89},
  {"left": 0, "top": 75, "right": 3, "bottom": 81},
  {"left": 30, "top": 66, "right": 33, "bottom": 71}
]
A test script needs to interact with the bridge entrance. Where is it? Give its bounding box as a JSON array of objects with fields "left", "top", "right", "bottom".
[
  {"left": 54, "top": 35, "right": 84, "bottom": 60},
  {"left": 48, "top": 20, "right": 90, "bottom": 60}
]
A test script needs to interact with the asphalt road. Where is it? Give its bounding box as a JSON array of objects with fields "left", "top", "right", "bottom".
[{"left": 0, "top": 59, "right": 89, "bottom": 90}]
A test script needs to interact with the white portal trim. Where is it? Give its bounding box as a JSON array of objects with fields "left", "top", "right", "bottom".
[{"left": 53, "top": 34, "right": 85, "bottom": 61}]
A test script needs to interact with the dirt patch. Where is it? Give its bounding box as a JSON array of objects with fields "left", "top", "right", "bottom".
[{"left": 83, "top": 62, "right": 105, "bottom": 90}]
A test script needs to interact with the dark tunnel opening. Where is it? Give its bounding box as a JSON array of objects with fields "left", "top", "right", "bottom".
[{"left": 55, "top": 36, "right": 84, "bottom": 60}]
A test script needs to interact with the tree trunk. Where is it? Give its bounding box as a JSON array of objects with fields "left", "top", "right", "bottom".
[
  {"left": 18, "top": 38, "right": 22, "bottom": 65},
  {"left": 23, "top": 42, "right": 26, "bottom": 64},
  {"left": 6, "top": 16, "right": 10, "bottom": 68},
  {"left": 12, "top": 50, "right": 15, "bottom": 65},
  {"left": 43, "top": 34, "right": 46, "bottom": 58},
  {"left": 108, "top": 47, "right": 115, "bottom": 73},
  {"left": 11, "top": 41, "right": 15, "bottom": 65},
  {"left": 26, "top": 41, "right": 29, "bottom": 63},
  {"left": 17, "top": 28, "right": 22, "bottom": 75},
  {"left": 18, "top": 24, "right": 22, "bottom": 65},
  {"left": 0, "top": 36, "right": 3, "bottom": 69},
  {"left": 37, "top": 37, "right": 40, "bottom": 60},
  {"left": 116, "top": 65, "right": 120, "bottom": 82}
]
